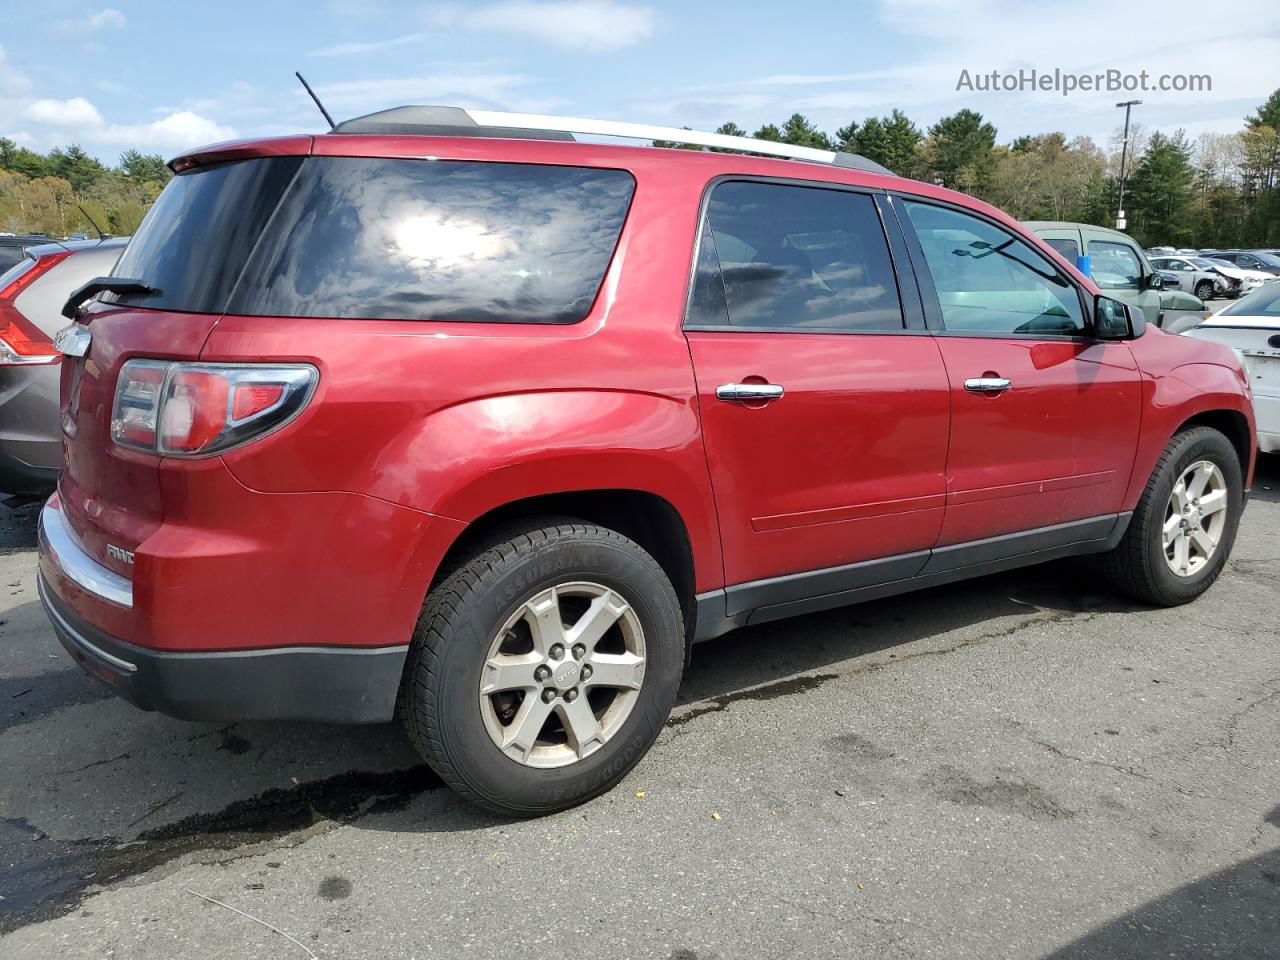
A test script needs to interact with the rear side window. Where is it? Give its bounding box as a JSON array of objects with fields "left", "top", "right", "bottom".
[
  {"left": 109, "top": 156, "right": 634, "bottom": 325},
  {"left": 107, "top": 157, "right": 305, "bottom": 313},
  {"left": 233, "top": 158, "right": 633, "bottom": 324},
  {"left": 1043, "top": 238, "right": 1079, "bottom": 261},
  {"left": 0, "top": 247, "right": 28, "bottom": 274},
  {"left": 688, "top": 180, "right": 903, "bottom": 331}
]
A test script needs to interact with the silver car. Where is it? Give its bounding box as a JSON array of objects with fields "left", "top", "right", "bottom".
[
  {"left": 1149, "top": 255, "right": 1226, "bottom": 302},
  {"left": 0, "top": 238, "right": 127, "bottom": 497}
]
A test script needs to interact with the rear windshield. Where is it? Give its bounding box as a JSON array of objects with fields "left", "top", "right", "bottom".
[
  {"left": 1220, "top": 284, "right": 1280, "bottom": 317},
  {"left": 108, "top": 156, "right": 635, "bottom": 324}
]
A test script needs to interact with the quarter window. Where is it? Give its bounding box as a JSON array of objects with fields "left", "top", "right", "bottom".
[
  {"left": 689, "top": 180, "right": 903, "bottom": 331},
  {"left": 904, "top": 202, "right": 1085, "bottom": 337}
]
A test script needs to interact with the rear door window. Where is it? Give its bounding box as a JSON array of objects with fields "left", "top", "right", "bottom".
[
  {"left": 688, "top": 180, "right": 904, "bottom": 332},
  {"left": 1043, "top": 238, "right": 1080, "bottom": 261}
]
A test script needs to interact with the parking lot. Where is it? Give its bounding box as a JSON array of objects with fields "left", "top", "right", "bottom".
[{"left": 0, "top": 454, "right": 1276, "bottom": 959}]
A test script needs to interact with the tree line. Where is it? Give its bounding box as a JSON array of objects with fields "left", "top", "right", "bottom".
[
  {"left": 657, "top": 88, "right": 1280, "bottom": 248},
  {"left": 0, "top": 141, "right": 170, "bottom": 238},
  {"left": 2, "top": 88, "right": 1278, "bottom": 247}
]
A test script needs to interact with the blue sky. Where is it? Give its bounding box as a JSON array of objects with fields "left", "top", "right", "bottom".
[{"left": 1, "top": 0, "right": 1277, "bottom": 164}]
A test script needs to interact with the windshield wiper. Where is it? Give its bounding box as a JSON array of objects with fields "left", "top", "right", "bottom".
[{"left": 61, "top": 277, "right": 157, "bottom": 319}]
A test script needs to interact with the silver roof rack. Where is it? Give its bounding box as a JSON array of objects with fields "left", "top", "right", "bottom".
[{"left": 332, "top": 106, "right": 895, "bottom": 176}]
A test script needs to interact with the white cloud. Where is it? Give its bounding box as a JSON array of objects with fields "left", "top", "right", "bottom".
[
  {"left": 8, "top": 88, "right": 236, "bottom": 153},
  {"left": 55, "top": 8, "right": 126, "bottom": 33},
  {"left": 98, "top": 111, "right": 238, "bottom": 149},
  {"left": 24, "top": 97, "right": 105, "bottom": 128},
  {"left": 462, "top": 1, "right": 655, "bottom": 51},
  {"left": 309, "top": 33, "right": 426, "bottom": 57}
]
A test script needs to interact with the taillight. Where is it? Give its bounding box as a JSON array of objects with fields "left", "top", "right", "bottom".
[
  {"left": 111, "top": 361, "right": 317, "bottom": 457},
  {"left": 0, "top": 252, "right": 72, "bottom": 365}
]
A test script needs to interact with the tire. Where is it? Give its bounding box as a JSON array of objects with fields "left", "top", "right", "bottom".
[
  {"left": 1099, "top": 426, "right": 1243, "bottom": 606},
  {"left": 1194, "top": 280, "right": 1215, "bottom": 302},
  {"left": 400, "top": 520, "right": 684, "bottom": 817}
]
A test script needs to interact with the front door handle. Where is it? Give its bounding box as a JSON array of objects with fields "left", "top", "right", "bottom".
[
  {"left": 716, "top": 383, "right": 785, "bottom": 402},
  {"left": 963, "top": 377, "right": 1012, "bottom": 393}
]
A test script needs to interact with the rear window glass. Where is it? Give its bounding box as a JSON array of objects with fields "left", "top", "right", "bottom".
[
  {"left": 108, "top": 156, "right": 634, "bottom": 325},
  {"left": 233, "top": 158, "right": 633, "bottom": 324},
  {"left": 107, "top": 157, "right": 304, "bottom": 313}
]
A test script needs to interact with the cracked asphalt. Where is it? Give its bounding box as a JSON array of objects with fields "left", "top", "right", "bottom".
[{"left": 2, "top": 456, "right": 1278, "bottom": 959}]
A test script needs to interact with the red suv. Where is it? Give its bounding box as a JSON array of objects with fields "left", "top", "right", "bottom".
[{"left": 38, "top": 107, "right": 1255, "bottom": 816}]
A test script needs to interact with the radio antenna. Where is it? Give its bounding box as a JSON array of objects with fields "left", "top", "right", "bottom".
[
  {"left": 295, "top": 72, "right": 336, "bottom": 130},
  {"left": 77, "top": 204, "right": 109, "bottom": 240}
]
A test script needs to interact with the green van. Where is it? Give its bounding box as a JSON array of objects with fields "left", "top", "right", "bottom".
[{"left": 1025, "top": 222, "right": 1166, "bottom": 327}]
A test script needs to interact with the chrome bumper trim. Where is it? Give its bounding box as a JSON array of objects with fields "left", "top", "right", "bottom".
[
  {"left": 38, "top": 575, "right": 138, "bottom": 673},
  {"left": 38, "top": 500, "right": 134, "bottom": 609}
]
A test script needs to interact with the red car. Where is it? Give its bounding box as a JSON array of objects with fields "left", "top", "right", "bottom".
[{"left": 37, "top": 107, "right": 1256, "bottom": 816}]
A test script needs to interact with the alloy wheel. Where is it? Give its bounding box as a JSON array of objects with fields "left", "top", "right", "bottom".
[
  {"left": 479, "top": 581, "right": 646, "bottom": 768},
  {"left": 1162, "top": 460, "right": 1228, "bottom": 577}
]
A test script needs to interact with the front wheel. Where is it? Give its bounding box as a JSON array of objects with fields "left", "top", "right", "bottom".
[
  {"left": 1099, "top": 427, "right": 1243, "bottom": 606},
  {"left": 1194, "top": 280, "right": 1215, "bottom": 302},
  {"left": 400, "top": 521, "right": 684, "bottom": 816}
]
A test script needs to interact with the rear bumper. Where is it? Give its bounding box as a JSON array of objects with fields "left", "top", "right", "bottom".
[
  {"left": 38, "top": 573, "right": 407, "bottom": 723},
  {"left": 36, "top": 496, "right": 413, "bottom": 724}
]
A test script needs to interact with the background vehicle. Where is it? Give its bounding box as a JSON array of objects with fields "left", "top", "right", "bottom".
[
  {"left": 0, "top": 235, "right": 56, "bottom": 274},
  {"left": 1203, "top": 258, "right": 1273, "bottom": 296},
  {"left": 38, "top": 109, "right": 1256, "bottom": 816},
  {"left": 1150, "top": 255, "right": 1228, "bottom": 302},
  {"left": 1204, "top": 251, "right": 1280, "bottom": 277},
  {"left": 0, "top": 238, "right": 127, "bottom": 497},
  {"left": 1183, "top": 284, "right": 1280, "bottom": 453},
  {"left": 1025, "top": 222, "right": 1165, "bottom": 326},
  {"left": 1158, "top": 286, "right": 1212, "bottom": 334}
]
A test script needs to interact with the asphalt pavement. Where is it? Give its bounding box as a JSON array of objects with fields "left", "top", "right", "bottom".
[{"left": 1, "top": 458, "right": 1278, "bottom": 959}]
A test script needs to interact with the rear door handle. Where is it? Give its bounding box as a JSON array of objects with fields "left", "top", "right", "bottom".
[
  {"left": 716, "top": 383, "right": 785, "bottom": 402},
  {"left": 963, "top": 377, "right": 1012, "bottom": 393}
]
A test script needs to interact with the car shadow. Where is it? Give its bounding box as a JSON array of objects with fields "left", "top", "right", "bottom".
[{"left": 1040, "top": 839, "right": 1280, "bottom": 959}]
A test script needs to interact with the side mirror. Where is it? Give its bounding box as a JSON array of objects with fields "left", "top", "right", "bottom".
[
  {"left": 1095, "top": 296, "right": 1146, "bottom": 340},
  {"left": 1143, "top": 272, "right": 1165, "bottom": 290}
]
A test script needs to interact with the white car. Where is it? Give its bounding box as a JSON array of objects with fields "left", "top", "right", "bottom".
[
  {"left": 1206, "top": 260, "right": 1273, "bottom": 297},
  {"left": 1183, "top": 284, "right": 1280, "bottom": 453}
]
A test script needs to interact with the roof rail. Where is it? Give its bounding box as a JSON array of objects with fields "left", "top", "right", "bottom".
[{"left": 331, "top": 106, "right": 896, "bottom": 176}]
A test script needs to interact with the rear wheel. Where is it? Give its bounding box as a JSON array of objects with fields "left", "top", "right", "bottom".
[
  {"left": 1099, "top": 427, "right": 1243, "bottom": 605},
  {"left": 400, "top": 521, "right": 683, "bottom": 816}
]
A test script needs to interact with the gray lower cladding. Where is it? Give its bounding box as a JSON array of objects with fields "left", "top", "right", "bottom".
[
  {"left": 692, "top": 512, "right": 1132, "bottom": 642},
  {"left": 38, "top": 575, "right": 406, "bottom": 724}
]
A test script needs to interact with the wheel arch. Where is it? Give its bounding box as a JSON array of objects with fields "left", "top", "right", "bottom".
[
  {"left": 428, "top": 489, "right": 700, "bottom": 644},
  {"left": 1175, "top": 408, "right": 1253, "bottom": 476}
]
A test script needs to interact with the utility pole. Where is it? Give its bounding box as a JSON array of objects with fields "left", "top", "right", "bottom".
[{"left": 1115, "top": 99, "right": 1142, "bottom": 230}]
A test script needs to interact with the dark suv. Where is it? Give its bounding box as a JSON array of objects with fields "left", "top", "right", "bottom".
[{"left": 37, "top": 107, "right": 1256, "bottom": 815}]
